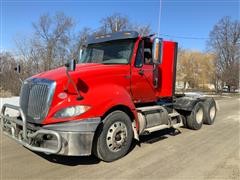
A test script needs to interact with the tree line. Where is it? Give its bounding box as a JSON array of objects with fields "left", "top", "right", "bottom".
[
  {"left": 177, "top": 49, "right": 216, "bottom": 91},
  {"left": 0, "top": 13, "right": 239, "bottom": 96}
]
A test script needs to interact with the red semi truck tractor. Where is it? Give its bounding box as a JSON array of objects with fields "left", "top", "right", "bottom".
[{"left": 1, "top": 31, "right": 217, "bottom": 162}]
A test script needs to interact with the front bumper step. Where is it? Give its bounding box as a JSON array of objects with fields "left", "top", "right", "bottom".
[
  {"left": 1, "top": 104, "right": 62, "bottom": 154},
  {"left": 1, "top": 103, "right": 101, "bottom": 156}
]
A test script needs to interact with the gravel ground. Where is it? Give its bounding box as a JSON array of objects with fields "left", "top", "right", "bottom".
[{"left": 0, "top": 96, "right": 239, "bottom": 180}]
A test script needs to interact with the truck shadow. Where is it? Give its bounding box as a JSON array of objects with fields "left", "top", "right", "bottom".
[
  {"left": 33, "top": 152, "right": 100, "bottom": 165},
  {"left": 139, "top": 128, "right": 181, "bottom": 144},
  {"left": 128, "top": 128, "right": 181, "bottom": 155}
]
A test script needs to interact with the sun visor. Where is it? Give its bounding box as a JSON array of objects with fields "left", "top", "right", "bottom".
[{"left": 87, "top": 31, "right": 139, "bottom": 44}]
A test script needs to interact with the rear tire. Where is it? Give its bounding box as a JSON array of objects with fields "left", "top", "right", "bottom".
[
  {"left": 181, "top": 115, "right": 187, "bottom": 128},
  {"left": 203, "top": 98, "right": 217, "bottom": 125},
  {"left": 93, "top": 111, "right": 133, "bottom": 162},
  {"left": 187, "top": 102, "right": 204, "bottom": 130}
]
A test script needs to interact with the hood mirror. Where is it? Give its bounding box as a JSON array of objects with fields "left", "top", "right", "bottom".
[
  {"left": 64, "top": 59, "right": 83, "bottom": 100},
  {"left": 14, "top": 64, "right": 21, "bottom": 74},
  {"left": 65, "top": 59, "right": 76, "bottom": 71},
  {"left": 14, "top": 64, "right": 23, "bottom": 83}
]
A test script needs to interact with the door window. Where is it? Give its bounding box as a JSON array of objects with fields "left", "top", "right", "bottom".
[
  {"left": 144, "top": 48, "right": 152, "bottom": 65},
  {"left": 135, "top": 41, "right": 143, "bottom": 68}
]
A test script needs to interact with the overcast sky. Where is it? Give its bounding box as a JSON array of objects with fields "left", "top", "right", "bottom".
[{"left": 1, "top": 0, "right": 239, "bottom": 52}]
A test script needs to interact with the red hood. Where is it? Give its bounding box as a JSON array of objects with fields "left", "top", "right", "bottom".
[
  {"left": 34, "top": 63, "right": 110, "bottom": 82},
  {"left": 32, "top": 63, "right": 131, "bottom": 124},
  {"left": 32, "top": 63, "right": 130, "bottom": 96}
]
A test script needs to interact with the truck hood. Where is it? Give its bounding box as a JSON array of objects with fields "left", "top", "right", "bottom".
[
  {"left": 32, "top": 63, "right": 130, "bottom": 95},
  {"left": 34, "top": 63, "right": 109, "bottom": 81}
]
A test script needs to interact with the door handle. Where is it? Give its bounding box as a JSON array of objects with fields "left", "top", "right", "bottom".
[{"left": 138, "top": 69, "right": 144, "bottom": 75}]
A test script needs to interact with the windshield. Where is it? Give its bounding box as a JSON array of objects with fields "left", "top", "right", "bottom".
[{"left": 79, "top": 39, "right": 134, "bottom": 64}]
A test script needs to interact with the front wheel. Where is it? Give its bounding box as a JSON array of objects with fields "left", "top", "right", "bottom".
[{"left": 93, "top": 111, "right": 133, "bottom": 162}]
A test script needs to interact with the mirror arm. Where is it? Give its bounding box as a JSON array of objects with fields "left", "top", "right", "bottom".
[
  {"left": 18, "top": 77, "right": 23, "bottom": 84},
  {"left": 14, "top": 65, "right": 23, "bottom": 84},
  {"left": 65, "top": 70, "right": 83, "bottom": 101},
  {"left": 153, "top": 63, "right": 159, "bottom": 88}
]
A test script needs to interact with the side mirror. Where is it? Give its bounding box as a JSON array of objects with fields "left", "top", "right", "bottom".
[
  {"left": 152, "top": 38, "right": 162, "bottom": 64},
  {"left": 14, "top": 64, "right": 23, "bottom": 83},
  {"left": 14, "top": 64, "right": 21, "bottom": 74},
  {"left": 65, "top": 59, "right": 76, "bottom": 71},
  {"left": 79, "top": 49, "right": 83, "bottom": 60},
  {"left": 64, "top": 59, "right": 83, "bottom": 100}
]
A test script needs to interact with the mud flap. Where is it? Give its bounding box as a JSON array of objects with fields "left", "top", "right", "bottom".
[{"left": 132, "top": 121, "right": 139, "bottom": 141}]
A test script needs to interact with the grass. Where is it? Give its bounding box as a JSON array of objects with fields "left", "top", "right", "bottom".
[{"left": 0, "top": 87, "right": 13, "bottom": 98}]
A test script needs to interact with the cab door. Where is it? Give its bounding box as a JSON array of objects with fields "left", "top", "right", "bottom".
[{"left": 131, "top": 40, "right": 156, "bottom": 103}]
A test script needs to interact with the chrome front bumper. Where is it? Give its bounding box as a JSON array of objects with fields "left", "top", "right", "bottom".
[{"left": 1, "top": 104, "right": 101, "bottom": 156}]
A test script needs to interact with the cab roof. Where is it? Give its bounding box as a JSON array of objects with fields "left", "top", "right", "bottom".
[{"left": 87, "top": 31, "right": 139, "bottom": 44}]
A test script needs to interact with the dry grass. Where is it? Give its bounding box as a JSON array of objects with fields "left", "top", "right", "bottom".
[{"left": 0, "top": 87, "right": 13, "bottom": 97}]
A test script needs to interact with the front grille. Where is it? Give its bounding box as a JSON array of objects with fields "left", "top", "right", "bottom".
[{"left": 20, "top": 78, "right": 56, "bottom": 123}]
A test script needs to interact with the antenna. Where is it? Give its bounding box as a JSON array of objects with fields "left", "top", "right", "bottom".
[{"left": 157, "top": 0, "right": 162, "bottom": 37}]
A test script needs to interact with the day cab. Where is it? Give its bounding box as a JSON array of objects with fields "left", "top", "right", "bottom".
[{"left": 1, "top": 31, "right": 217, "bottom": 162}]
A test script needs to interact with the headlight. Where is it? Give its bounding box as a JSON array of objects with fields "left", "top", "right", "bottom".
[{"left": 54, "top": 105, "right": 91, "bottom": 118}]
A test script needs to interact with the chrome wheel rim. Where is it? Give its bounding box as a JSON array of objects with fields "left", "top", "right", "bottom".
[
  {"left": 210, "top": 106, "right": 216, "bottom": 120},
  {"left": 196, "top": 108, "right": 203, "bottom": 124},
  {"left": 106, "top": 121, "right": 128, "bottom": 152}
]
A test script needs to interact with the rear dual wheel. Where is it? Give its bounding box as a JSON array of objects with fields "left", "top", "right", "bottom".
[
  {"left": 186, "top": 98, "right": 217, "bottom": 130},
  {"left": 187, "top": 102, "right": 204, "bottom": 130},
  {"left": 203, "top": 98, "right": 217, "bottom": 125}
]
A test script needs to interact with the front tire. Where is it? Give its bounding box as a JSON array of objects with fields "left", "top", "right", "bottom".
[
  {"left": 93, "top": 111, "right": 133, "bottom": 162},
  {"left": 187, "top": 102, "right": 204, "bottom": 130}
]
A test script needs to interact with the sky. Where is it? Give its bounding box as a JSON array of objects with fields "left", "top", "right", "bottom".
[{"left": 0, "top": 0, "right": 239, "bottom": 52}]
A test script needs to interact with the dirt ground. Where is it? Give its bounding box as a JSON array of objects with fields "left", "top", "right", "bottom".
[{"left": 0, "top": 97, "right": 239, "bottom": 180}]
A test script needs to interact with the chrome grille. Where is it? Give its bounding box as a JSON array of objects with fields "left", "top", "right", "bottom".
[{"left": 20, "top": 78, "right": 56, "bottom": 123}]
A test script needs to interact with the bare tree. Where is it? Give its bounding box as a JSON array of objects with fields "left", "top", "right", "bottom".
[
  {"left": 15, "top": 37, "right": 42, "bottom": 75},
  {"left": 177, "top": 49, "right": 216, "bottom": 91},
  {"left": 99, "top": 13, "right": 151, "bottom": 36},
  {"left": 133, "top": 24, "right": 151, "bottom": 36},
  {"left": 100, "top": 13, "right": 129, "bottom": 33},
  {"left": 0, "top": 52, "right": 21, "bottom": 96},
  {"left": 32, "top": 12, "right": 74, "bottom": 70},
  {"left": 208, "top": 16, "right": 240, "bottom": 91},
  {"left": 71, "top": 27, "right": 92, "bottom": 61}
]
